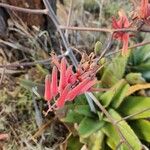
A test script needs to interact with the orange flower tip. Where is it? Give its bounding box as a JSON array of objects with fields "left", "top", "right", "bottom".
[
  {"left": 44, "top": 74, "right": 52, "bottom": 101},
  {"left": 51, "top": 54, "right": 61, "bottom": 70},
  {"left": 61, "top": 57, "right": 67, "bottom": 66}
]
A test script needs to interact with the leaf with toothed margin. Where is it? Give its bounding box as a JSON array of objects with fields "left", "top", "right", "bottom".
[
  {"left": 103, "top": 109, "right": 142, "bottom": 150},
  {"left": 101, "top": 54, "right": 129, "bottom": 87},
  {"left": 118, "top": 96, "right": 150, "bottom": 119}
]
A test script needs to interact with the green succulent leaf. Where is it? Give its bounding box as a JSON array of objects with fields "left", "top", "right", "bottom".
[
  {"left": 88, "top": 130, "right": 105, "bottom": 150},
  {"left": 128, "top": 45, "right": 150, "bottom": 81},
  {"left": 94, "top": 41, "right": 103, "bottom": 55},
  {"left": 101, "top": 54, "right": 129, "bottom": 87},
  {"left": 110, "top": 81, "right": 130, "bottom": 108},
  {"left": 125, "top": 73, "right": 146, "bottom": 85},
  {"left": 100, "top": 79, "right": 129, "bottom": 107},
  {"left": 62, "top": 109, "right": 84, "bottom": 124},
  {"left": 103, "top": 109, "right": 142, "bottom": 150},
  {"left": 118, "top": 96, "right": 150, "bottom": 119},
  {"left": 74, "top": 105, "right": 94, "bottom": 117},
  {"left": 67, "top": 135, "right": 83, "bottom": 150},
  {"left": 130, "top": 119, "right": 150, "bottom": 142},
  {"left": 129, "top": 45, "right": 150, "bottom": 66},
  {"left": 106, "top": 136, "right": 116, "bottom": 150},
  {"left": 78, "top": 117, "right": 105, "bottom": 138}
]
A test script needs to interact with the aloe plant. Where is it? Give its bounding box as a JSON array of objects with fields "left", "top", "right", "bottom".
[{"left": 62, "top": 49, "right": 150, "bottom": 150}]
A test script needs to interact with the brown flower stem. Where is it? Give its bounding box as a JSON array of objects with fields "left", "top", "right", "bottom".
[
  {"left": 106, "top": 40, "right": 150, "bottom": 57},
  {"left": 0, "top": 2, "right": 47, "bottom": 14},
  {"left": 128, "top": 40, "right": 150, "bottom": 49},
  {"left": 116, "top": 108, "right": 150, "bottom": 124},
  {"left": 60, "top": 25, "right": 137, "bottom": 33}
]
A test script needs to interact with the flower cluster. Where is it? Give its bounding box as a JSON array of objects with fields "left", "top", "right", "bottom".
[
  {"left": 112, "top": 10, "right": 132, "bottom": 55},
  {"left": 137, "top": 0, "right": 150, "bottom": 24},
  {"left": 44, "top": 54, "right": 98, "bottom": 111},
  {"left": 112, "top": 0, "right": 150, "bottom": 55}
]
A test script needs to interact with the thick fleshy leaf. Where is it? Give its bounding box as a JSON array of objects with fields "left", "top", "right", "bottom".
[
  {"left": 128, "top": 45, "right": 150, "bottom": 82},
  {"left": 62, "top": 109, "right": 84, "bottom": 124},
  {"left": 78, "top": 117, "right": 105, "bottom": 138},
  {"left": 143, "top": 71, "right": 150, "bottom": 81},
  {"left": 118, "top": 96, "right": 150, "bottom": 119},
  {"left": 67, "top": 135, "right": 83, "bottom": 150},
  {"left": 102, "top": 122, "right": 120, "bottom": 149},
  {"left": 134, "top": 60, "right": 150, "bottom": 72},
  {"left": 125, "top": 73, "right": 146, "bottom": 85},
  {"left": 100, "top": 79, "right": 128, "bottom": 107},
  {"left": 94, "top": 41, "right": 103, "bottom": 55},
  {"left": 74, "top": 105, "right": 94, "bottom": 117},
  {"left": 129, "top": 45, "right": 150, "bottom": 71},
  {"left": 130, "top": 119, "right": 150, "bottom": 142},
  {"left": 111, "top": 81, "right": 129, "bottom": 108},
  {"left": 106, "top": 136, "right": 116, "bottom": 150},
  {"left": 101, "top": 54, "right": 129, "bottom": 87},
  {"left": 103, "top": 109, "right": 142, "bottom": 150},
  {"left": 88, "top": 130, "right": 105, "bottom": 150}
]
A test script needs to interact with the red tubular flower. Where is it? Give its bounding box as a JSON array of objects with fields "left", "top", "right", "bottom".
[
  {"left": 51, "top": 66, "right": 58, "bottom": 97},
  {"left": 132, "top": 0, "right": 150, "bottom": 25},
  {"left": 44, "top": 74, "right": 52, "bottom": 101},
  {"left": 140, "top": 0, "right": 150, "bottom": 19},
  {"left": 56, "top": 84, "right": 71, "bottom": 108},
  {"left": 65, "top": 65, "right": 73, "bottom": 83},
  {"left": 44, "top": 55, "right": 98, "bottom": 111},
  {"left": 79, "top": 79, "right": 97, "bottom": 94},
  {"left": 112, "top": 10, "right": 132, "bottom": 55},
  {"left": 59, "top": 57, "right": 67, "bottom": 93},
  {"left": 51, "top": 53, "right": 61, "bottom": 70},
  {"left": 66, "top": 78, "right": 90, "bottom": 101}
]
